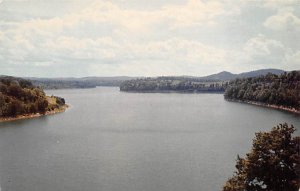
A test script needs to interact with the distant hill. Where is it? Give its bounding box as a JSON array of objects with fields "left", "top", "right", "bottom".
[
  {"left": 199, "top": 71, "right": 236, "bottom": 81},
  {"left": 17, "top": 69, "right": 286, "bottom": 89},
  {"left": 237, "top": 69, "right": 285, "bottom": 78},
  {"left": 200, "top": 69, "right": 285, "bottom": 81}
]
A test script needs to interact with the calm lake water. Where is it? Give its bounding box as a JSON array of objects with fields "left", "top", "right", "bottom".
[{"left": 0, "top": 87, "right": 299, "bottom": 191}]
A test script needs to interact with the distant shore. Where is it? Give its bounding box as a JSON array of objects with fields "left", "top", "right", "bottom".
[
  {"left": 226, "top": 99, "right": 300, "bottom": 115},
  {"left": 120, "top": 89, "right": 224, "bottom": 94},
  {"left": 0, "top": 105, "right": 69, "bottom": 123}
]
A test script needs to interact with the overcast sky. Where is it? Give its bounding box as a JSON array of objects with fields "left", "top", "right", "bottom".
[{"left": 0, "top": 0, "right": 300, "bottom": 77}]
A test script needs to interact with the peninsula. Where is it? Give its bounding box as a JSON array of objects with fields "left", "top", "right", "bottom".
[{"left": 0, "top": 76, "right": 68, "bottom": 122}]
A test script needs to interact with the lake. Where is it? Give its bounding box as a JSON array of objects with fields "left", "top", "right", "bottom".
[{"left": 0, "top": 87, "right": 299, "bottom": 191}]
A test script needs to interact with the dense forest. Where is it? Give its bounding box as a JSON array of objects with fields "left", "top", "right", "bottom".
[
  {"left": 120, "top": 77, "right": 227, "bottom": 92},
  {"left": 224, "top": 71, "right": 300, "bottom": 111},
  {"left": 0, "top": 76, "right": 66, "bottom": 117}
]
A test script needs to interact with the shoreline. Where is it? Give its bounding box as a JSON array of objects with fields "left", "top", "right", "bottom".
[
  {"left": 120, "top": 89, "right": 224, "bottom": 94},
  {"left": 0, "top": 105, "right": 69, "bottom": 123},
  {"left": 226, "top": 99, "right": 300, "bottom": 115}
]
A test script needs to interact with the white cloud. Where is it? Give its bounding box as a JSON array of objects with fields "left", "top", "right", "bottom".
[
  {"left": 262, "top": 0, "right": 300, "bottom": 10},
  {"left": 241, "top": 34, "right": 300, "bottom": 71},
  {"left": 44, "top": 36, "right": 119, "bottom": 60},
  {"left": 244, "top": 34, "right": 285, "bottom": 57},
  {"left": 7, "top": 0, "right": 230, "bottom": 37},
  {"left": 264, "top": 9, "right": 300, "bottom": 31},
  {"left": 0, "top": 0, "right": 243, "bottom": 77},
  {"left": 0, "top": 0, "right": 299, "bottom": 77},
  {"left": 0, "top": 31, "right": 4, "bottom": 40},
  {"left": 160, "top": 0, "right": 227, "bottom": 28},
  {"left": 286, "top": 50, "right": 300, "bottom": 70},
  {"left": 83, "top": 0, "right": 235, "bottom": 30}
]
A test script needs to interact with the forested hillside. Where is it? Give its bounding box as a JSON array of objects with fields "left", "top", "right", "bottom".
[
  {"left": 120, "top": 77, "right": 227, "bottom": 92},
  {"left": 224, "top": 71, "right": 300, "bottom": 111},
  {"left": 0, "top": 76, "right": 66, "bottom": 117}
]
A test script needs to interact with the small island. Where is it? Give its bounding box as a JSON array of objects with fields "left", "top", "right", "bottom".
[
  {"left": 224, "top": 71, "right": 300, "bottom": 114},
  {"left": 0, "top": 76, "right": 68, "bottom": 122}
]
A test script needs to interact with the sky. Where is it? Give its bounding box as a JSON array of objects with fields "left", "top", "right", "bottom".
[{"left": 0, "top": 0, "right": 300, "bottom": 77}]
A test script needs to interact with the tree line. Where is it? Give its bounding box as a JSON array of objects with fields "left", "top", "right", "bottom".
[
  {"left": 0, "top": 76, "right": 65, "bottom": 117},
  {"left": 120, "top": 77, "right": 227, "bottom": 92},
  {"left": 224, "top": 71, "right": 300, "bottom": 110}
]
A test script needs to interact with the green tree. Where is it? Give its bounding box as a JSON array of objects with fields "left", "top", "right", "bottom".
[
  {"left": 224, "top": 71, "right": 300, "bottom": 110},
  {"left": 223, "top": 123, "right": 300, "bottom": 191},
  {"left": 37, "top": 98, "right": 48, "bottom": 114},
  {"left": 0, "top": 76, "right": 67, "bottom": 118},
  {"left": 0, "top": 93, "right": 5, "bottom": 116}
]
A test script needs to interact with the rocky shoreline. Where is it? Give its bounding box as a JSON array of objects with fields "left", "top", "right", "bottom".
[
  {"left": 0, "top": 105, "right": 69, "bottom": 123},
  {"left": 226, "top": 99, "right": 300, "bottom": 115}
]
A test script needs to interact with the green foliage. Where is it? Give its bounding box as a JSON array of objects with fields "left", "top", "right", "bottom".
[
  {"left": 224, "top": 71, "right": 300, "bottom": 110},
  {"left": 0, "top": 76, "right": 65, "bottom": 117},
  {"left": 54, "top": 96, "right": 65, "bottom": 106},
  {"left": 223, "top": 123, "right": 300, "bottom": 191},
  {"left": 120, "top": 77, "right": 228, "bottom": 92}
]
